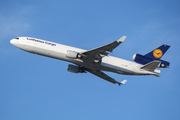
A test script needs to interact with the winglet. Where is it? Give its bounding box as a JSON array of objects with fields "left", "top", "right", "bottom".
[
  {"left": 117, "top": 36, "right": 127, "bottom": 43},
  {"left": 118, "top": 80, "right": 127, "bottom": 86}
]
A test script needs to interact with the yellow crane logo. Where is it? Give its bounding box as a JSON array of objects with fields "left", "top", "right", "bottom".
[{"left": 153, "top": 49, "right": 163, "bottom": 58}]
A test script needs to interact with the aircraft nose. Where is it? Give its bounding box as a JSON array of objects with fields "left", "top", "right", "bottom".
[{"left": 10, "top": 39, "right": 16, "bottom": 45}]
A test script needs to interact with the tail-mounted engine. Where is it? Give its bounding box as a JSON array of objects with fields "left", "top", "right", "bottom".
[{"left": 133, "top": 54, "right": 169, "bottom": 68}]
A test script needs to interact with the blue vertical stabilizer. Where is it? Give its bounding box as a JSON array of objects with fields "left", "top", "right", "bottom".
[{"left": 144, "top": 44, "right": 170, "bottom": 60}]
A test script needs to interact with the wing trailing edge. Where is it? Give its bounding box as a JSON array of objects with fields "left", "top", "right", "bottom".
[{"left": 85, "top": 68, "right": 127, "bottom": 86}]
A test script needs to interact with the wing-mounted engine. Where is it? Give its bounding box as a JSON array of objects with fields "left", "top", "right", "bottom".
[
  {"left": 133, "top": 54, "right": 169, "bottom": 68},
  {"left": 67, "top": 64, "right": 86, "bottom": 73},
  {"left": 66, "top": 50, "right": 81, "bottom": 59}
]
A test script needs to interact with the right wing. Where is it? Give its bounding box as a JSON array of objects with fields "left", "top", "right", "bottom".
[{"left": 85, "top": 68, "right": 127, "bottom": 86}]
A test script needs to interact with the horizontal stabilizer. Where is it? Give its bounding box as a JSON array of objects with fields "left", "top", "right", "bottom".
[{"left": 140, "top": 60, "right": 161, "bottom": 71}]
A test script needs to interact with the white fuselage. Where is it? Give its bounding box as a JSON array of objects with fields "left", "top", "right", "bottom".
[{"left": 10, "top": 37, "right": 160, "bottom": 76}]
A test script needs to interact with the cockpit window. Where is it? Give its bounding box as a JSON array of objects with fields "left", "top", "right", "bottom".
[{"left": 15, "top": 37, "right": 19, "bottom": 40}]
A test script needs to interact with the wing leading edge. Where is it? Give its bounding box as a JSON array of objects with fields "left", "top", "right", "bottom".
[{"left": 80, "top": 36, "right": 127, "bottom": 64}]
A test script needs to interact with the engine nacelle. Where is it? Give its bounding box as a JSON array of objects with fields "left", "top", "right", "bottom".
[
  {"left": 67, "top": 64, "right": 85, "bottom": 73},
  {"left": 66, "top": 50, "right": 81, "bottom": 59},
  {"left": 159, "top": 63, "right": 168, "bottom": 68}
]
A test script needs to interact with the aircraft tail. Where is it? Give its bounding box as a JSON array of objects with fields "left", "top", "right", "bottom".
[
  {"left": 144, "top": 44, "right": 170, "bottom": 60},
  {"left": 133, "top": 44, "right": 170, "bottom": 68}
]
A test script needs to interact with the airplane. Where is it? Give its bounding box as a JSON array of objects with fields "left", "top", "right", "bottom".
[{"left": 10, "top": 36, "right": 170, "bottom": 86}]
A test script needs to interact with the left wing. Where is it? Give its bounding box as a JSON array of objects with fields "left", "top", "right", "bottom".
[
  {"left": 80, "top": 36, "right": 126, "bottom": 64},
  {"left": 85, "top": 68, "right": 127, "bottom": 86}
]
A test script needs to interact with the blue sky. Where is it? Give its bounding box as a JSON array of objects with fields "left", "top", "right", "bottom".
[{"left": 1, "top": 0, "right": 180, "bottom": 120}]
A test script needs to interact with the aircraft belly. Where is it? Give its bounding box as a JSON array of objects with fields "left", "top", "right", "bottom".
[
  {"left": 100, "top": 62, "right": 135, "bottom": 75},
  {"left": 18, "top": 43, "right": 68, "bottom": 61},
  {"left": 70, "top": 58, "right": 138, "bottom": 75}
]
